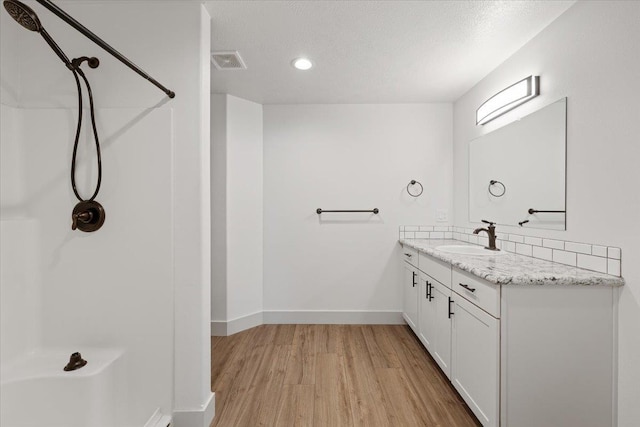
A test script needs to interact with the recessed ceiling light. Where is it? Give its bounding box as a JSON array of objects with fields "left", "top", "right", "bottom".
[{"left": 292, "top": 57, "right": 313, "bottom": 71}]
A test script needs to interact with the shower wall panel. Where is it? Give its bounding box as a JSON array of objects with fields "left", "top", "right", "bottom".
[
  {"left": 0, "top": 105, "right": 26, "bottom": 210},
  {"left": 2, "top": 1, "right": 212, "bottom": 422},
  {"left": 22, "top": 107, "right": 174, "bottom": 426},
  {"left": 0, "top": 9, "right": 37, "bottom": 370},
  {"left": 0, "top": 8, "right": 20, "bottom": 106},
  {"left": 0, "top": 218, "right": 40, "bottom": 364}
]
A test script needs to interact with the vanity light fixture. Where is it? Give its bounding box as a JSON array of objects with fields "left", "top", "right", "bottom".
[
  {"left": 292, "top": 57, "right": 313, "bottom": 70},
  {"left": 476, "top": 75, "right": 539, "bottom": 125}
]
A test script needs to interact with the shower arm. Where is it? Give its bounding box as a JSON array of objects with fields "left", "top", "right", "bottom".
[{"left": 34, "top": 0, "right": 175, "bottom": 99}]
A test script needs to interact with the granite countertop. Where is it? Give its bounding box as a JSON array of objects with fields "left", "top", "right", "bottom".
[{"left": 400, "top": 239, "right": 624, "bottom": 287}]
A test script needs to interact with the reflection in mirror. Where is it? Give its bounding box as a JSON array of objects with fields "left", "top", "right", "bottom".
[{"left": 469, "top": 98, "right": 566, "bottom": 230}]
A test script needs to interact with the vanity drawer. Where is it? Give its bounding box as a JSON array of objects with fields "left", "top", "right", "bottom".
[
  {"left": 402, "top": 246, "right": 418, "bottom": 267},
  {"left": 452, "top": 268, "right": 500, "bottom": 318},
  {"left": 418, "top": 253, "right": 451, "bottom": 289}
]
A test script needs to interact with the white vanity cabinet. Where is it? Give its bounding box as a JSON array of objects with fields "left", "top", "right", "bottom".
[
  {"left": 418, "top": 272, "right": 452, "bottom": 377},
  {"left": 451, "top": 290, "right": 500, "bottom": 427},
  {"left": 417, "top": 254, "right": 497, "bottom": 421},
  {"left": 399, "top": 244, "right": 618, "bottom": 427},
  {"left": 417, "top": 272, "right": 435, "bottom": 350},
  {"left": 417, "top": 252, "right": 455, "bottom": 376},
  {"left": 401, "top": 248, "right": 419, "bottom": 332},
  {"left": 451, "top": 268, "right": 501, "bottom": 427}
]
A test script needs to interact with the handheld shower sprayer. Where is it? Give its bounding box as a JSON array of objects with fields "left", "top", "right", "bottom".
[
  {"left": 4, "top": 0, "right": 72, "bottom": 68},
  {"left": 4, "top": 0, "right": 106, "bottom": 232},
  {"left": 3, "top": 1, "right": 100, "bottom": 74}
]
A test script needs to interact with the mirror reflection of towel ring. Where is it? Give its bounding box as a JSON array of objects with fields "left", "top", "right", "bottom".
[
  {"left": 407, "top": 180, "right": 424, "bottom": 197},
  {"left": 488, "top": 180, "right": 506, "bottom": 197}
]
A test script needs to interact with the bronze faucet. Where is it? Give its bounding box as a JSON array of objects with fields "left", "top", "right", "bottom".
[{"left": 473, "top": 220, "right": 499, "bottom": 251}]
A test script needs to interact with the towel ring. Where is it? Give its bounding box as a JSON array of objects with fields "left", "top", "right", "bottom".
[
  {"left": 407, "top": 180, "right": 423, "bottom": 197},
  {"left": 488, "top": 180, "right": 506, "bottom": 197}
]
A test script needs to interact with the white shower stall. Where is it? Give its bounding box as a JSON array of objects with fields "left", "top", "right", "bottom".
[{"left": 0, "top": 2, "right": 213, "bottom": 426}]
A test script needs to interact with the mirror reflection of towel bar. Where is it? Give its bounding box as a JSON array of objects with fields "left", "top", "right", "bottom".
[
  {"left": 316, "top": 208, "right": 379, "bottom": 214},
  {"left": 528, "top": 209, "right": 566, "bottom": 214}
]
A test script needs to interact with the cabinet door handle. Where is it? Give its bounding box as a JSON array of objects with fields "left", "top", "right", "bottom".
[
  {"left": 426, "top": 282, "right": 430, "bottom": 299},
  {"left": 448, "top": 297, "right": 454, "bottom": 318},
  {"left": 404, "top": 253, "right": 412, "bottom": 257},
  {"left": 412, "top": 271, "right": 416, "bottom": 287},
  {"left": 459, "top": 283, "right": 476, "bottom": 292},
  {"left": 427, "top": 282, "right": 434, "bottom": 301}
]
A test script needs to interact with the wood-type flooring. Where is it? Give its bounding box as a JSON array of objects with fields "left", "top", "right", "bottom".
[{"left": 210, "top": 324, "right": 481, "bottom": 427}]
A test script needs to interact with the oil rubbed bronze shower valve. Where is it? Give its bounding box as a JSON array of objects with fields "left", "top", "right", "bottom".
[{"left": 71, "top": 200, "right": 105, "bottom": 232}]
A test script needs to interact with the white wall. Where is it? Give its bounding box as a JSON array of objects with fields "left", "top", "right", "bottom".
[
  {"left": 211, "top": 94, "right": 263, "bottom": 334},
  {"left": 226, "top": 96, "right": 264, "bottom": 321},
  {"left": 211, "top": 95, "right": 228, "bottom": 324},
  {"left": 451, "top": 2, "right": 640, "bottom": 425},
  {"left": 1, "top": 1, "right": 212, "bottom": 425},
  {"left": 263, "top": 104, "right": 452, "bottom": 321}
]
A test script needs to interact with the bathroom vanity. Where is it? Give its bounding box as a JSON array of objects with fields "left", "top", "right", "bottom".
[{"left": 400, "top": 239, "right": 623, "bottom": 427}]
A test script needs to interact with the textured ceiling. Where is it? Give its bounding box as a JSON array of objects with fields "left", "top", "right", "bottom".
[{"left": 205, "top": 1, "right": 575, "bottom": 104}]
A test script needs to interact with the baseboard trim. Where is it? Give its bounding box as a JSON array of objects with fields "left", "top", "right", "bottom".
[
  {"left": 143, "top": 409, "right": 172, "bottom": 427},
  {"left": 172, "top": 392, "right": 215, "bottom": 427},
  {"left": 210, "top": 320, "right": 227, "bottom": 337},
  {"left": 263, "top": 310, "right": 404, "bottom": 325},
  {"left": 212, "top": 311, "right": 404, "bottom": 336},
  {"left": 211, "top": 311, "right": 263, "bottom": 336}
]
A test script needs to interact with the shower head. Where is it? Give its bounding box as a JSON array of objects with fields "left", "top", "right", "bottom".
[
  {"left": 3, "top": 0, "right": 41, "bottom": 32},
  {"left": 3, "top": 0, "right": 74, "bottom": 69}
]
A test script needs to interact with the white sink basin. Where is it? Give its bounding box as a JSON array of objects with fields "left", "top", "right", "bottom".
[{"left": 435, "top": 245, "right": 507, "bottom": 256}]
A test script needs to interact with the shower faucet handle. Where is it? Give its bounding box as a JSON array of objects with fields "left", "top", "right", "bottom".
[
  {"left": 71, "top": 210, "right": 93, "bottom": 230},
  {"left": 71, "top": 200, "right": 106, "bottom": 232}
]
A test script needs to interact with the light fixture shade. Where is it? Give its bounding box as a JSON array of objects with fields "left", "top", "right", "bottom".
[{"left": 476, "top": 76, "right": 539, "bottom": 125}]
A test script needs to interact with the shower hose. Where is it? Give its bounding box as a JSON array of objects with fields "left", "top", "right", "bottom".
[{"left": 70, "top": 59, "right": 102, "bottom": 202}]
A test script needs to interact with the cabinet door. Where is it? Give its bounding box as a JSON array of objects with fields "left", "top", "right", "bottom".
[
  {"left": 451, "top": 296, "right": 500, "bottom": 427},
  {"left": 418, "top": 274, "right": 435, "bottom": 351},
  {"left": 432, "top": 280, "right": 452, "bottom": 378},
  {"left": 402, "top": 262, "right": 418, "bottom": 332}
]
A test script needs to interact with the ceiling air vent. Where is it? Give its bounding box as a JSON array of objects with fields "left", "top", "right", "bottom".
[{"left": 211, "top": 51, "right": 247, "bottom": 70}]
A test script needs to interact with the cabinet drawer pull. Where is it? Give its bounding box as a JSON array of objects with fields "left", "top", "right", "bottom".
[
  {"left": 459, "top": 283, "right": 476, "bottom": 292},
  {"left": 404, "top": 253, "right": 412, "bottom": 257},
  {"left": 448, "top": 297, "right": 454, "bottom": 318}
]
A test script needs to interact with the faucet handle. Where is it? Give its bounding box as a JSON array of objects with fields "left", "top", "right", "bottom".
[
  {"left": 72, "top": 211, "right": 92, "bottom": 230},
  {"left": 71, "top": 201, "right": 104, "bottom": 232},
  {"left": 481, "top": 219, "right": 496, "bottom": 226}
]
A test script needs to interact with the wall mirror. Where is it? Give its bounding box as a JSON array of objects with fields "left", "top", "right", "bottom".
[{"left": 469, "top": 98, "right": 566, "bottom": 230}]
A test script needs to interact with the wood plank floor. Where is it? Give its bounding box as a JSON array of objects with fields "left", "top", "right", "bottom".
[{"left": 210, "top": 324, "right": 481, "bottom": 427}]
